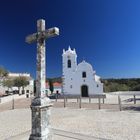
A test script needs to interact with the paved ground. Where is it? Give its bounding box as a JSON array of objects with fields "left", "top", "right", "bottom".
[
  {"left": 1, "top": 107, "right": 140, "bottom": 140},
  {"left": 0, "top": 94, "right": 27, "bottom": 104},
  {"left": 0, "top": 94, "right": 140, "bottom": 140}
]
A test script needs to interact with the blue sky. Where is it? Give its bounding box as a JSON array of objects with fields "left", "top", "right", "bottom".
[{"left": 0, "top": 0, "right": 140, "bottom": 79}]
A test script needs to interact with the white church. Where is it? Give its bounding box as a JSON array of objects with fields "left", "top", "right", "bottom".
[{"left": 62, "top": 47, "right": 103, "bottom": 97}]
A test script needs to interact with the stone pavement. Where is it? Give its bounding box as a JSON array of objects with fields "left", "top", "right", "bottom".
[
  {"left": 1, "top": 94, "right": 140, "bottom": 140},
  {"left": 0, "top": 107, "right": 140, "bottom": 140},
  {"left": 8, "top": 129, "right": 107, "bottom": 140},
  {"left": 0, "top": 94, "right": 26, "bottom": 104},
  {"left": 0, "top": 108, "right": 108, "bottom": 140}
]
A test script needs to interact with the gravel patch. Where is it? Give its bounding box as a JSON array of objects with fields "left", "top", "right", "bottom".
[
  {"left": 0, "top": 108, "right": 140, "bottom": 140},
  {"left": 51, "top": 108, "right": 140, "bottom": 140},
  {"left": 0, "top": 109, "right": 31, "bottom": 140}
]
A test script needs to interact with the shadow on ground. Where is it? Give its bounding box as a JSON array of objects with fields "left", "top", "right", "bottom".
[
  {"left": 123, "top": 98, "right": 140, "bottom": 103},
  {"left": 122, "top": 106, "right": 140, "bottom": 111}
]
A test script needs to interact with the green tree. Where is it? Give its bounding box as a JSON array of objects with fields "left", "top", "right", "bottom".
[
  {"left": 46, "top": 77, "right": 62, "bottom": 83},
  {"left": 131, "top": 84, "right": 140, "bottom": 91},
  {"left": 0, "top": 66, "right": 8, "bottom": 84},
  {"left": 21, "top": 77, "right": 29, "bottom": 94},
  {"left": 102, "top": 78, "right": 139, "bottom": 92},
  {"left": 14, "top": 76, "right": 29, "bottom": 94},
  {"left": 49, "top": 79, "right": 54, "bottom": 94},
  {"left": 3, "top": 79, "right": 14, "bottom": 93}
]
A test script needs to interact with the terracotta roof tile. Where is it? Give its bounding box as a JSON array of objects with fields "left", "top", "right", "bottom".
[{"left": 46, "top": 82, "right": 62, "bottom": 88}]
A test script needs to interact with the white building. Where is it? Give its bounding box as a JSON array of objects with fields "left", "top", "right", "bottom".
[
  {"left": 0, "top": 72, "right": 34, "bottom": 95},
  {"left": 62, "top": 47, "right": 103, "bottom": 97}
]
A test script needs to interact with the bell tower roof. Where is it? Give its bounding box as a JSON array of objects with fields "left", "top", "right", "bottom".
[
  {"left": 68, "top": 46, "right": 71, "bottom": 51},
  {"left": 63, "top": 49, "right": 65, "bottom": 54},
  {"left": 62, "top": 46, "right": 77, "bottom": 56}
]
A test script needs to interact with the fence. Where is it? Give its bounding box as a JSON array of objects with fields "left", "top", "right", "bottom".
[
  {"left": 56, "top": 94, "right": 106, "bottom": 109},
  {"left": 53, "top": 92, "right": 140, "bottom": 111},
  {"left": 1, "top": 91, "right": 140, "bottom": 112}
]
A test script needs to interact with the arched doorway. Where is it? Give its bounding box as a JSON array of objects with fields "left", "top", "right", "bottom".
[{"left": 81, "top": 85, "right": 88, "bottom": 97}]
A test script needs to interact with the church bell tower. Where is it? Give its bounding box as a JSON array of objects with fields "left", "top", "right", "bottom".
[
  {"left": 62, "top": 46, "right": 77, "bottom": 94},
  {"left": 62, "top": 46, "right": 77, "bottom": 75}
]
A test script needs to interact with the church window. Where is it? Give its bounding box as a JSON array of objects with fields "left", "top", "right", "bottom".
[
  {"left": 68, "top": 59, "right": 71, "bottom": 68},
  {"left": 97, "top": 84, "right": 99, "bottom": 87},
  {"left": 82, "top": 72, "right": 86, "bottom": 78},
  {"left": 70, "top": 85, "right": 72, "bottom": 88}
]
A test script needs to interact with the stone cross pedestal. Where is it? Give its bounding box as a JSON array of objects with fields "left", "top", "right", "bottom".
[{"left": 25, "top": 19, "right": 59, "bottom": 140}]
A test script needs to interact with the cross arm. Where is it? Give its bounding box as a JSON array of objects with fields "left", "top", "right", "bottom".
[
  {"left": 25, "top": 27, "right": 59, "bottom": 44},
  {"left": 25, "top": 33, "right": 37, "bottom": 44},
  {"left": 45, "top": 27, "right": 59, "bottom": 38}
]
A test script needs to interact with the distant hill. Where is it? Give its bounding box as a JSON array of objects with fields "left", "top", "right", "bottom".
[
  {"left": 46, "top": 77, "right": 62, "bottom": 83},
  {"left": 102, "top": 78, "right": 140, "bottom": 92}
]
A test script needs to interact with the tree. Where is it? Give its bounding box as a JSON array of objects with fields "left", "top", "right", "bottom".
[
  {"left": 131, "top": 84, "right": 140, "bottom": 91},
  {"left": 49, "top": 79, "right": 54, "bottom": 94},
  {"left": 46, "top": 77, "right": 62, "bottom": 83},
  {"left": 21, "top": 77, "right": 29, "bottom": 94},
  {"left": 0, "top": 66, "right": 8, "bottom": 84},
  {"left": 3, "top": 79, "right": 14, "bottom": 92},
  {"left": 102, "top": 78, "right": 140, "bottom": 92},
  {"left": 14, "top": 76, "right": 29, "bottom": 94}
]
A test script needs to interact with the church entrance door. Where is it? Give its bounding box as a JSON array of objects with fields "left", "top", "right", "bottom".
[{"left": 81, "top": 85, "right": 88, "bottom": 97}]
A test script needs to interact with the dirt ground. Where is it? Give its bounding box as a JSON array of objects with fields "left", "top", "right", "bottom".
[{"left": 0, "top": 97, "right": 140, "bottom": 112}]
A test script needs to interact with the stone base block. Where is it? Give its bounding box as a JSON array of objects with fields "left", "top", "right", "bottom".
[{"left": 29, "top": 97, "right": 53, "bottom": 140}]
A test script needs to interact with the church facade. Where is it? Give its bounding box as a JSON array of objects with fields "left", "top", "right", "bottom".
[{"left": 62, "top": 47, "right": 103, "bottom": 97}]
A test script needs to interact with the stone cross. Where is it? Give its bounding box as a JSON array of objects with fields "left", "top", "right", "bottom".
[
  {"left": 25, "top": 19, "right": 59, "bottom": 140},
  {"left": 26, "top": 19, "right": 59, "bottom": 98}
]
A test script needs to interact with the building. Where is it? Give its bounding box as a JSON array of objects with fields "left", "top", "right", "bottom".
[
  {"left": 62, "top": 47, "right": 103, "bottom": 97},
  {"left": 46, "top": 82, "right": 62, "bottom": 95},
  {"left": 0, "top": 72, "right": 34, "bottom": 95}
]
